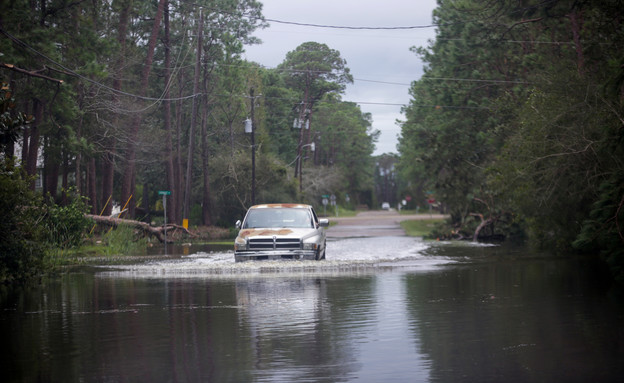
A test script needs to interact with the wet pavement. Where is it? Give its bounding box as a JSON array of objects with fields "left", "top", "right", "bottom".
[{"left": 326, "top": 210, "right": 445, "bottom": 238}]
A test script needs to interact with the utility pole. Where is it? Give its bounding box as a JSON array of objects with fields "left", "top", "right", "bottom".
[
  {"left": 182, "top": 8, "right": 202, "bottom": 227},
  {"left": 294, "top": 101, "right": 305, "bottom": 178},
  {"left": 245, "top": 89, "right": 262, "bottom": 205},
  {"left": 250, "top": 87, "right": 256, "bottom": 205}
]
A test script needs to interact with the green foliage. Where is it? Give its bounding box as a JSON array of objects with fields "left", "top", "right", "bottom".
[
  {"left": 278, "top": 42, "right": 353, "bottom": 99},
  {"left": 1, "top": 83, "right": 33, "bottom": 154},
  {"left": 399, "top": 0, "right": 624, "bottom": 279},
  {"left": 0, "top": 163, "right": 90, "bottom": 282},
  {"left": 0, "top": 160, "right": 47, "bottom": 284},
  {"left": 41, "top": 189, "right": 91, "bottom": 249},
  {"left": 400, "top": 218, "right": 445, "bottom": 238},
  {"left": 2, "top": 0, "right": 377, "bottom": 232},
  {"left": 313, "top": 97, "right": 378, "bottom": 203},
  {"left": 573, "top": 174, "right": 624, "bottom": 283},
  {"left": 209, "top": 150, "right": 298, "bottom": 224},
  {"left": 101, "top": 225, "right": 148, "bottom": 256}
]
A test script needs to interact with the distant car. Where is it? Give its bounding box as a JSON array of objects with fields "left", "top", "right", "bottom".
[
  {"left": 234, "top": 204, "right": 329, "bottom": 262},
  {"left": 381, "top": 202, "right": 390, "bottom": 210}
]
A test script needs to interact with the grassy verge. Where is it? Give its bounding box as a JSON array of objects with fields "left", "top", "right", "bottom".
[
  {"left": 319, "top": 206, "right": 357, "bottom": 218},
  {"left": 400, "top": 218, "right": 445, "bottom": 238}
]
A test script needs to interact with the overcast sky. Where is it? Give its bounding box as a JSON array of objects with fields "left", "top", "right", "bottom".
[{"left": 243, "top": 0, "right": 439, "bottom": 155}]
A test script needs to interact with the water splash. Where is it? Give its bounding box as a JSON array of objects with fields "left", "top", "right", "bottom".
[{"left": 97, "top": 236, "right": 457, "bottom": 279}]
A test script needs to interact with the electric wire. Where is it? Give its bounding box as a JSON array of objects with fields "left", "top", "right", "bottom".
[
  {"left": 263, "top": 18, "right": 441, "bottom": 30},
  {"left": 0, "top": 13, "right": 531, "bottom": 112}
]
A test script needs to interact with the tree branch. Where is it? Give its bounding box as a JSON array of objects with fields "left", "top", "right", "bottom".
[
  {"left": 86, "top": 214, "right": 193, "bottom": 243},
  {"left": 0, "top": 63, "right": 64, "bottom": 84}
]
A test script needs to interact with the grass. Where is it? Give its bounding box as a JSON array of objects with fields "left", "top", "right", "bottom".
[
  {"left": 400, "top": 218, "right": 445, "bottom": 238},
  {"left": 319, "top": 206, "right": 358, "bottom": 218}
]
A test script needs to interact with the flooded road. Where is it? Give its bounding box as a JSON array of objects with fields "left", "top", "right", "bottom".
[{"left": 2, "top": 211, "right": 623, "bottom": 382}]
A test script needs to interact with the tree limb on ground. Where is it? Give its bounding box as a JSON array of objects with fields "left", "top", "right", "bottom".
[{"left": 86, "top": 214, "right": 193, "bottom": 243}]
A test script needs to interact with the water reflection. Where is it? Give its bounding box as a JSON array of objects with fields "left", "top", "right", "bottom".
[
  {"left": 235, "top": 276, "right": 360, "bottom": 382},
  {"left": 404, "top": 253, "right": 624, "bottom": 382},
  {"left": 2, "top": 241, "right": 623, "bottom": 382}
]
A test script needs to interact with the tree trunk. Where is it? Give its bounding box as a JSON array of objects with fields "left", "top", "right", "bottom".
[
  {"left": 44, "top": 140, "right": 60, "bottom": 201},
  {"left": 88, "top": 157, "right": 97, "bottom": 214},
  {"left": 163, "top": 0, "right": 178, "bottom": 224},
  {"left": 101, "top": 0, "right": 132, "bottom": 216},
  {"left": 142, "top": 181, "right": 150, "bottom": 223},
  {"left": 201, "top": 92, "right": 212, "bottom": 226},
  {"left": 75, "top": 114, "right": 83, "bottom": 197},
  {"left": 470, "top": 212, "right": 496, "bottom": 242},
  {"left": 174, "top": 73, "right": 185, "bottom": 224},
  {"left": 21, "top": 118, "right": 29, "bottom": 165},
  {"left": 182, "top": 9, "right": 203, "bottom": 222},
  {"left": 120, "top": 0, "right": 166, "bottom": 218},
  {"left": 61, "top": 150, "right": 69, "bottom": 205},
  {"left": 26, "top": 99, "right": 43, "bottom": 190}
]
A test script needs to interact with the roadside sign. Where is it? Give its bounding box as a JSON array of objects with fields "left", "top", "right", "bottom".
[{"left": 158, "top": 190, "right": 171, "bottom": 196}]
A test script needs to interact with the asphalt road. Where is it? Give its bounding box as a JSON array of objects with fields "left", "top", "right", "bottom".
[{"left": 325, "top": 210, "right": 445, "bottom": 238}]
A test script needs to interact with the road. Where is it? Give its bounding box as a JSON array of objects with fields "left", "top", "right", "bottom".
[{"left": 325, "top": 210, "right": 445, "bottom": 238}]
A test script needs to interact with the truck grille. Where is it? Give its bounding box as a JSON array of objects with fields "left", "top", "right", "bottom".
[{"left": 248, "top": 237, "right": 301, "bottom": 251}]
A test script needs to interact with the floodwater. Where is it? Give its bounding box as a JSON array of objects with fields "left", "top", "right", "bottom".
[{"left": 1, "top": 237, "right": 623, "bottom": 382}]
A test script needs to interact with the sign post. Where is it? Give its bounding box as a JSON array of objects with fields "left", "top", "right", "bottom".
[
  {"left": 158, "top": 190, "right": 171, "bottom": 253},
  {"left": 322, "top": 195, "right": 329, "bottom": 216}
]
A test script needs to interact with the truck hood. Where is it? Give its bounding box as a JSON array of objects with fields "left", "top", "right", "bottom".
[{"left": 237, "top": 228, "right": 319, "bottom": 240}]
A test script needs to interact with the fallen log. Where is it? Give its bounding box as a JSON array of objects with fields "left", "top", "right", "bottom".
[
  {"left": 86, "top": 214, "right": 191, "bottom": 243},
  {"left": 469, "top": 212, "right": 496, "bottom": 242}
]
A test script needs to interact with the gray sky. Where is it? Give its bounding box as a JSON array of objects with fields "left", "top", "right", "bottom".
[{"left": 243, "top": 0, "right": 439, "bottom": 155}]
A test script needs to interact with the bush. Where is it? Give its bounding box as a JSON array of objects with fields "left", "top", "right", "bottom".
[
  {"left": 42, "top": 189, "right": 90, "bottom": 249},
  {"left": 0, "top": 160, "right": 48, "bottom": 283},
  {"left": 102, "top": 225, "right": 148, "bottom": 256}
]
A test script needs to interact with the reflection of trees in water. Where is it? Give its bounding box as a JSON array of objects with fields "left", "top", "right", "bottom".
[{"left": 403, "top": 254, "right": 623, "bottom": 382}]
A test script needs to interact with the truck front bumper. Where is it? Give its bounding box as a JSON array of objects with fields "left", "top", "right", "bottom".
[{"left": 234, "top": 250, "right": 318, "bottom": 262}]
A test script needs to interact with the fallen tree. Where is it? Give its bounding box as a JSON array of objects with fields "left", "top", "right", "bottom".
[
  {"left": 469, "top": 212, "right": 498, "bottom": 242},
  {"left": 86, "top": 214, "right": 192, "bottom": 243}
]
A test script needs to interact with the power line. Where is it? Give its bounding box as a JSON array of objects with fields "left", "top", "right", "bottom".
[
  {"left": 264, "top": 18, "right": 441, "bottom": 30},
  {"left": 0, "top": 27, "right": 202, "bottom": 103},
  {"left": 1, "top": 26, "right": 504, "bottom": 111},
  {"left": 194, "top": 4, "right": 443, "bottom": 31}
]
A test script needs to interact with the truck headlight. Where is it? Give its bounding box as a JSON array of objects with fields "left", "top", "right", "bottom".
[
  {"left": 302, "top": 242, "right": 318, "bottom": 251},
  {"left": 234, "top": 237, "right": 248, "bottom": 251}
]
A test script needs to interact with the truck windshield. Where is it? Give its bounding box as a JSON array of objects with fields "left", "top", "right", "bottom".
[{"left": 243, "top": 208, "right": 313, "bottom": 229}]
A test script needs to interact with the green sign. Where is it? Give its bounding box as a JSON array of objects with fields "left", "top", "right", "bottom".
[{"left": 158, "top": 190, "right": 171, "bottom": 196}]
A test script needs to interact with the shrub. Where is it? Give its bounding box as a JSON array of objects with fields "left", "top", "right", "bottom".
[
  {"left": 0, "top": 160, "right": 47, "bottom": 283},
  {"left": 42, "top": 189, "right": 90, "bottom": 249}
]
